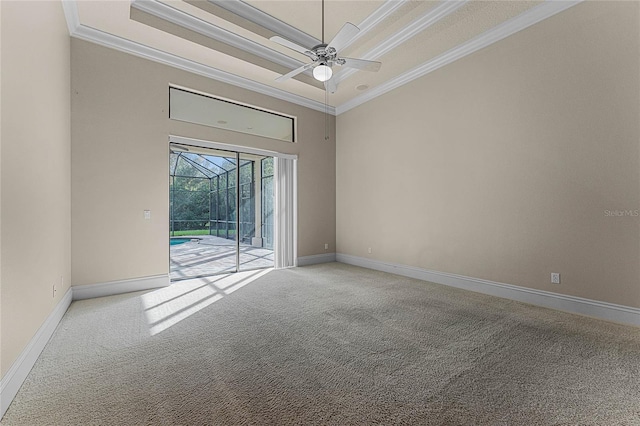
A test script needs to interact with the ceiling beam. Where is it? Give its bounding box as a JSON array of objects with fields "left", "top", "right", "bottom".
[
  {"left": 208, "top": 0, "right": 320, "bottom": 49},
  {"left": 131, "top": 0, "right": 306, "bottom": 74}
]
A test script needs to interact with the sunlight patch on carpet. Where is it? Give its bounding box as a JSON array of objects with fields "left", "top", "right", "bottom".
[{"left": 141, "top": 268, "right": 272, "bottom": 335}]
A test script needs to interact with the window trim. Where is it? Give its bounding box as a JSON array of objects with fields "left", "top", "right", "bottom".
[{"left": 169, "top": 85, "right": 297, "bottom": 143}]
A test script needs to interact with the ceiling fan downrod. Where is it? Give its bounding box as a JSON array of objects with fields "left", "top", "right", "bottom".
[
  {"left": 270, "top": 0, "right": 382, "bottom": 90},
  {"left": 321, "top": 0, "right": 324, "bottom": 44}
]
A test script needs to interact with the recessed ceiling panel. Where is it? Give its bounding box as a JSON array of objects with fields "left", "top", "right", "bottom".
[
  {"left": 69, "top": 0, "right": 582, "bottom": 113},
  {"left": 243, "top": 0, "right": 385, "bottom": 43}
]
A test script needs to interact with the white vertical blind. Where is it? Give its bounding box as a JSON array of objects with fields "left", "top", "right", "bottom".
[{"left": 274, "top": 157, "right": 297, "bottom": 268}]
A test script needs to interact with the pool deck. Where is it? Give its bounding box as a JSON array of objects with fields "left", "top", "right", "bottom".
[{"left": 170, "top": 235, "right": 274, "bottom": 280}]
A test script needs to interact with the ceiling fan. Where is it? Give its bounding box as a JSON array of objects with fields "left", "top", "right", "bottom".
[{"left": 270, "top": 0, "right": 381, "bottom": 92}]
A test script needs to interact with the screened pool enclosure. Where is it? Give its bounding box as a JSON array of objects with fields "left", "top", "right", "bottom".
[{"left": 169, "top": 147, "right": 274, "bottom": 279}]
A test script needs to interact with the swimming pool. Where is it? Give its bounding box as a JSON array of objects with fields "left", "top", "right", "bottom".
[{"left": 170, "top": 238, "right": 191, "bottom": 246}]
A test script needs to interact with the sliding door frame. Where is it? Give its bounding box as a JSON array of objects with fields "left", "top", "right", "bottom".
[
  {"left": 170, "top": 135, "right": 297, "bottom": 162},
  {"left": 169, "top": 135, "right": 298, "bottom": 274}
]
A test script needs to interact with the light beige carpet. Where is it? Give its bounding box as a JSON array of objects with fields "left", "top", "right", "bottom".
[{"left": 2, "top": 263, "right": 639, "bottom": 425}]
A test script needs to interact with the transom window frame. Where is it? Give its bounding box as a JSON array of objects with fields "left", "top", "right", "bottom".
[{"left": 169, "top": 85, "right": 297, "bottom": 143}]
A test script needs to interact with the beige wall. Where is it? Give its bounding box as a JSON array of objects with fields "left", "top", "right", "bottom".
[
  {"left": 337, "top": 1, "right": 640, "bottom": 308},
  {"left": 71, "top": 39, "right": 336, "bottom": 286},
  {"left": 0, "top": 0, "right": 3, "bottom": 381},
  {"left": 0, "top": 0, "right": 3, "bottom": 380},
  {"left": 1, "top": 1, "right": 71, "bottom": 377}
]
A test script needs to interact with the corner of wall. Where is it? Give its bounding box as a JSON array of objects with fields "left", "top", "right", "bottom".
[{"left": 0, "top": 0, "right": 72, "bottom": 417}]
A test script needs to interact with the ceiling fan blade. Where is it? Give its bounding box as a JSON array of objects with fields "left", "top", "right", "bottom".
[
  {"left": 276, "top": 62, "right": 314, "bottom": 82},
  {"left": 339, "top": 57, "right": 381, "bottom": 72},
  {"left": 327, "top": 22, "right": 359, "bottom": 53},
  {"left": 324, "top": 77, "right": 337, "bottom": 94},
  {"left": 270, "top": 36, "right": 317, "bottom": 60}
]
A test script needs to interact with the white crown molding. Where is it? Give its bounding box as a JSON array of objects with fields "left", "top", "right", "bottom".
[
  {"left": 131, "top": 0, "right": 305, "bottom": 72},
  {"left": 72, "top": 274, "right": 170, "bottom": 300},
  {"left": 68, "top": 20, "right": 336, "bottom": 115},
  {"left": 339, "top": 0, "right": 410, "bottom": 53},
  {"left": 0, "top": 288, "right": 73, "bottom": 419},
  {"left": 61, "top": 0, "right": 80, "bottom": 35},
  {"left": 62, "top": 0, "right": 579, "bottom": 117},
  {"left": 336, "top": 254, "right": 640, "bottom": 327},
  {"left": 336, "top": 0, "right": 583, "bottom": 114},
  {"left": 335, "top": 0, "right": 467, "bottom": 85},
  {"left": 132, "top": 0, "right": 406, "bottom": 95},
  {"left": 208, "top": 0, "right": 406, "bottom": 53},
  {"left": 209, "top": 0, "right": 320, "bottom": 49}
]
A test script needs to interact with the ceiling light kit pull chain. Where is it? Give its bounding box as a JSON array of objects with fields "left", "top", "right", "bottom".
[{"left": 270, "top": 0, "right": 382, "bottom": 91}]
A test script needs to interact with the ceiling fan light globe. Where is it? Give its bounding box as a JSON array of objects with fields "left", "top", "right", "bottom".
[{"left": 313, "top": 64, "right": 333, "bottom": 82}]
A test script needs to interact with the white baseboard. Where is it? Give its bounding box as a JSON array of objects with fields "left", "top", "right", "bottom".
[
  {"left": 0, "top": 275, "right": 171, "bottom": 419},
  {"left": 0, "top": 287, "right": 73, "bottom": 419},
  {"left": 72, "top": 274, "right": 170, "bottom": 300},
  {"left": 336, "top": 253, "right": 640, "bottom": 327},
  {"left": 297, "top": 253, "right": 336, "bottom": 266}
]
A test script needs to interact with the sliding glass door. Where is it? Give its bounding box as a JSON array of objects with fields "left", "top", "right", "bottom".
[
  {"left": 237, "top": 152, "right": 275, "bottom": 272},
  {"left": 261, "top": 158, "right": 274, "bottom": 250},
  {"left": 169, "top": 145, "right": 274, "bottom": 280}
]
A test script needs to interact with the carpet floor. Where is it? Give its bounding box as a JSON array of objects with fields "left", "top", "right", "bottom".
[{"left": 2, "top": 263, "right": 639, "bottom": 425}]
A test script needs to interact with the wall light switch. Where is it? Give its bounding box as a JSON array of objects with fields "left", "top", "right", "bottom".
[{"left": 144, "top": 210, "right": 151, "bottom": 220}]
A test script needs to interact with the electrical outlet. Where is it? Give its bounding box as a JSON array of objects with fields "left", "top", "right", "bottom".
[
  {"left": 53, "top": 284, "right": 57, "bottom": 298},
  {"left": 367, "top": 247, "right": 372, "bottom": 254},
  {"left": 551, "top": 273, "right": 560, "bottom": 284},
  {"left": 324, "top": 243, "right": 328, "bottom": 250}
]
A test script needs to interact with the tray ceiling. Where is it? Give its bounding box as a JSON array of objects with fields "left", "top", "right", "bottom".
[{"left": 64, "top": 0, "right": 582, "bottom": 115}]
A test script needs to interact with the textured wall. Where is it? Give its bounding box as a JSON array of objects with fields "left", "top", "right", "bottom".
[
  {"left": 337, "top": 2, "right": 640, "bottom": 307},
  {"left": 71, "top": 39, "right": 336, "bottom": 286},
  {"left": 1, "top": 1, "right": 71, "bottom": 377}
]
